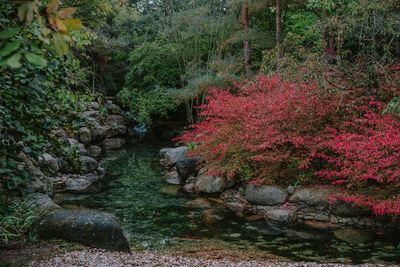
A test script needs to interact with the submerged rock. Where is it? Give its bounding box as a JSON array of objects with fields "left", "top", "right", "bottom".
[
  {"left": 103, "top": 138, "right": 126, "bottom": 150},
  {"left": 37, "top": 210, "right": 130, "bottom": 252},
  {"left": 245, "top": 185, "right": 288, "bottom": 206},
  {"left": 185, "top": 198, "right": 213, "bottom": 209},
  {"left": 333, "top": 228, "right": 375, "bottom": 244}
]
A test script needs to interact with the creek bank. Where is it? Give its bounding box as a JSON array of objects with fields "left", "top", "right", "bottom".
[
  {"left": 160, "top": 146, "right": 400, "bottom": 243},
  {"left": 16, "top": 98, "right": 133, "bottom": 251}
]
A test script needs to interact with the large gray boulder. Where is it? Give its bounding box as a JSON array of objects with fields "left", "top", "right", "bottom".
[
  {"left": 164, "top": 146, "right": 189, "bottom": 166},
  {"left": 37, "top": 210, "right": 130, "bottom": 252},
  {"left": 195, "top": 175, "right": 234, "bottom": 194},
  {"left": 289, "top": 187, "right": 333, "bottom": 208},
  {"left": 245, "top": 185, "right": 288, "bottom": 206}
]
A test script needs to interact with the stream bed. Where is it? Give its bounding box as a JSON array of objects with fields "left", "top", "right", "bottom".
[{"left": 57, "top": 140, "right": 400, "bottom": 265}]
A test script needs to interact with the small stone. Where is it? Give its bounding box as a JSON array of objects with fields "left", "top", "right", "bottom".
[
  {"left": 229, "top": 233, "right": 241, "bottom": 238},
  {"left": 245, "top": 184, "right": 288, "bottom": 206},
  {"left": 165, "top": 171, "right": 181, "bottom": 185},
  {"left": 265, "top": 208, "right": 296, "bottom": 224},
  {"left": 79, "top": 127, "right": 92, "bottom": 145},
  {"left": 314, "top": 213, "right": 330, "bottom": 222},
  {"left": 88, "top": 145, "right": 102, "bottom": 157},
  {"left": 287, "top": 185, "right": 295, "bottom": 194}
]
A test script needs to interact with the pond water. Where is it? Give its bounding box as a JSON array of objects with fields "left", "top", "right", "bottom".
[{"left": 57, "top": 140, "right": 400, "bottom": 265}]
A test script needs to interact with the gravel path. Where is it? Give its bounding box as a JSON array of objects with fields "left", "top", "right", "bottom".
[{"left": 28, "top": 249, "right": 389, "bottom": 267}]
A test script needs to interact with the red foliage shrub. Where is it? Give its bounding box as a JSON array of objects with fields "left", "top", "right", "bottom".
[{"left": 178, "top": 75, "right": 400, "bottom": 215}]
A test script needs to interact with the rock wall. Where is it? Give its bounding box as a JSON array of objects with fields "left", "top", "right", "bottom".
[{"left": 160, "top": 147, "right": 400, "bottom": 234}]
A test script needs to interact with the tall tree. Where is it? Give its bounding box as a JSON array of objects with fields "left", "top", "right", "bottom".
[
  {"left": 242, "top": 0, "right": 252, "bottom": 77},
  {"left": 275, "top": 0, "right": 282, "bottom": 65}
]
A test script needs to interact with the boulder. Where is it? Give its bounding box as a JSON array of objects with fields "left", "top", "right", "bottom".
[
  {"left": 289, "top": 187, "right": 333, "bottom": 208},
  {"left": 106, "top": 115, "right": 127, "bottom": 127},
  {"left": 333, "top": 229, "right": 375, "bottom": 244},
  {"left": 88, "top": 145, "right": 102, "bottom": 158},
  {"left": 40, "top": 153, "right": 59, "bottom": 174},
  {"left": 176, "top": 158, "right": 199, "bottom": 179},
  {"left": 80, "top": 156, "right": 99, "bottom": 173},
  {"left": 90, "top": 102, "right": 100, "bottom": 110},
  {"left": 245, "top": 185, "right": 288, "bottom": 206},
  {"left": 165, "top": 171, "right": 181, "bottom": 185},
  {"left": 91, "top": 124, "right": 110, "bottom": 141},
  {"left": 195, "top": 175, "right": 234, "bottom": 194},
  {"left": 265, "top": 208, "right": 296, "bottom": 224},
  {"left": 78, "top": 127, "right": 92, "bottom": 145},
  {"left": 183, "top": 183, "right": 196, "bottom": 193},
  {"left": 37, "top": 210, "right": 130, "bottom": 252},
  {"left": 164, "top": 146, "right": 189, "bottom": 166},
  {"left": 66, "top": 138, "right": 89, "bottom": 156},
  {"left": 107, "top": 125, "right": 128, "bottom": 138},
  {"left": 82, "top": 110, "right": 100, "bottom": 119},
  {"left": 330, "top": 200, "right": 371, "bottom": 217},
  {"left": 23, "top": 193, "right": 60, "bottom": 210},
  {"left": 105, "top": 103, "right": 123, "bottom": 114},
  {"left": 103, "top": 138, "right": 126, "bottom": 150},
  {"left": 65, "top": 178, "right": 91, "bottom": 192},
  {"left": 160, "top": 148, "right": 173, "bottom": 158}
]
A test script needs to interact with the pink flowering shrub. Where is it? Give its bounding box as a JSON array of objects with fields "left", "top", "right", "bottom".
[{"left": 178, "top": 75, "right": 400, "bottom": 215}]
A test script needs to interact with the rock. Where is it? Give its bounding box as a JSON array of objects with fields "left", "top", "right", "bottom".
[
  {"left": 265, "top": 208, "right": 296, "bottom": 224},
  {"left": 106, "top": 115, "right": 127, "bottom": 127},
  {"left": 91, "top": 124, "right": 110, "bottom": 141},
  {"left": 23, "top": 193, "right": 60, "bottom": 210},
  {"left": 245, "top": 214, "right": 265, "bottom": 222},
  {"left": 158, "top": 185, "right": 181, "bottom": 196},
  {"left": 107, "top": 125, "right": 128, "bottom": 138},
  {"left": 90, "top": 102, "right": 100, "bottom": 110},
  {"left": 245, "top": 185, "right": 288, "bottom": 206},
  {"left": 304, "top": 220, "right": 340, "bottom": 230},
  {"left": 286, "top": 229, "right": 328, "bottom": 241},
  {"left": 106, "top": 103, "right": 123, "bottom": 114},
  {"left": 185, "top": 198, "right": 213, "bottom": 209},
  {"left": 82, "top": 110, "right": 100, "bottom": 119},
  {"left": 330, "top": 199, "right": 371, "bottom": 217},
  {"left": 65, "top": 178, "right": 91, "bottom": 192},
  {"left": 66, "top": 138, "right": 89, "bottom": 156},
  {"left": 160, "top": 148, "right": 173, "bottom": 158},
  {"left": 176, "top": 158, "right": 199, "bottom": 179},
  {"left": 37, "top": 210, "right": 130, "bottom": 252},
  {"left": 287, "top": 185, "right": 295, "bottom": 194},
  {"left": 183, "top": 183, "right": 196, "bottom": 194},
  {"left": 165, "top": 171, "right": 181, "bottom": 185},
  {"left": 202, "top": 209, "right": 229, "bottom": 225},
  {"left": 83, "top": 173, "right": 101, "bottom": 183},
  {"left": 80, "top": 156, "right": 99, "bottom": 173},
  {"left": 164, "top": 146, "right": 189, "bottom": 166},
  {"left": 78, "top": 127, "right": 92, "bottom": 145},
  {"left": 40, "top": 153, "right": 59, "bottom": 174},
  {"left": 88, "top": 145, "right": 102, "bottom": 158},
  {"left": 333, "top": 229, "right": 375, "bottom": 244},
  {"left": 314, "top": 213, "right": 330, "bottom": 222},
  {"left": 195, "top": 175, "right": 234, "bottom": 194},
  {"left": 289, "top": 187, "right": 333, "bottom": 208},
  {"left": 103, "top": 138, "right": 126, "bottom": 150}
]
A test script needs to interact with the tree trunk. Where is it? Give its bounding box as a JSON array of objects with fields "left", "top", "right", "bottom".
[
  {"left": 242, "top": 1, "right": 252, "bottom": 78},
  {"left": 276, "top": 0, "right": 282, "bottom": 65}
]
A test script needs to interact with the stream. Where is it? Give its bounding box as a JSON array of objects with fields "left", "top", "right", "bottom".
[{"left": 57, "top": 140, "right": 400, "bottom": 265}]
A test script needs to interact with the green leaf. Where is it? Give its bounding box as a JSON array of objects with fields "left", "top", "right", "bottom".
[
  {"left": 0, "top": 27, "right": 21, "bottom": 39},
  {"left": 6, "top": 53, "right": 22, "bottom": 68},
  {"left": 0, "top": 40, "right": 22, "bottom": 58},
  {"left": 24, "top": 52, "right": 47, "bottom": 68},
  {"left": 52, "top": 33, "right": 68, "bottom": 56}
]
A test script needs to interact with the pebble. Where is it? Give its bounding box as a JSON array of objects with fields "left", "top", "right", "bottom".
[{"left": 28, "top": 249, "right": 389, "bottom": 267}]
